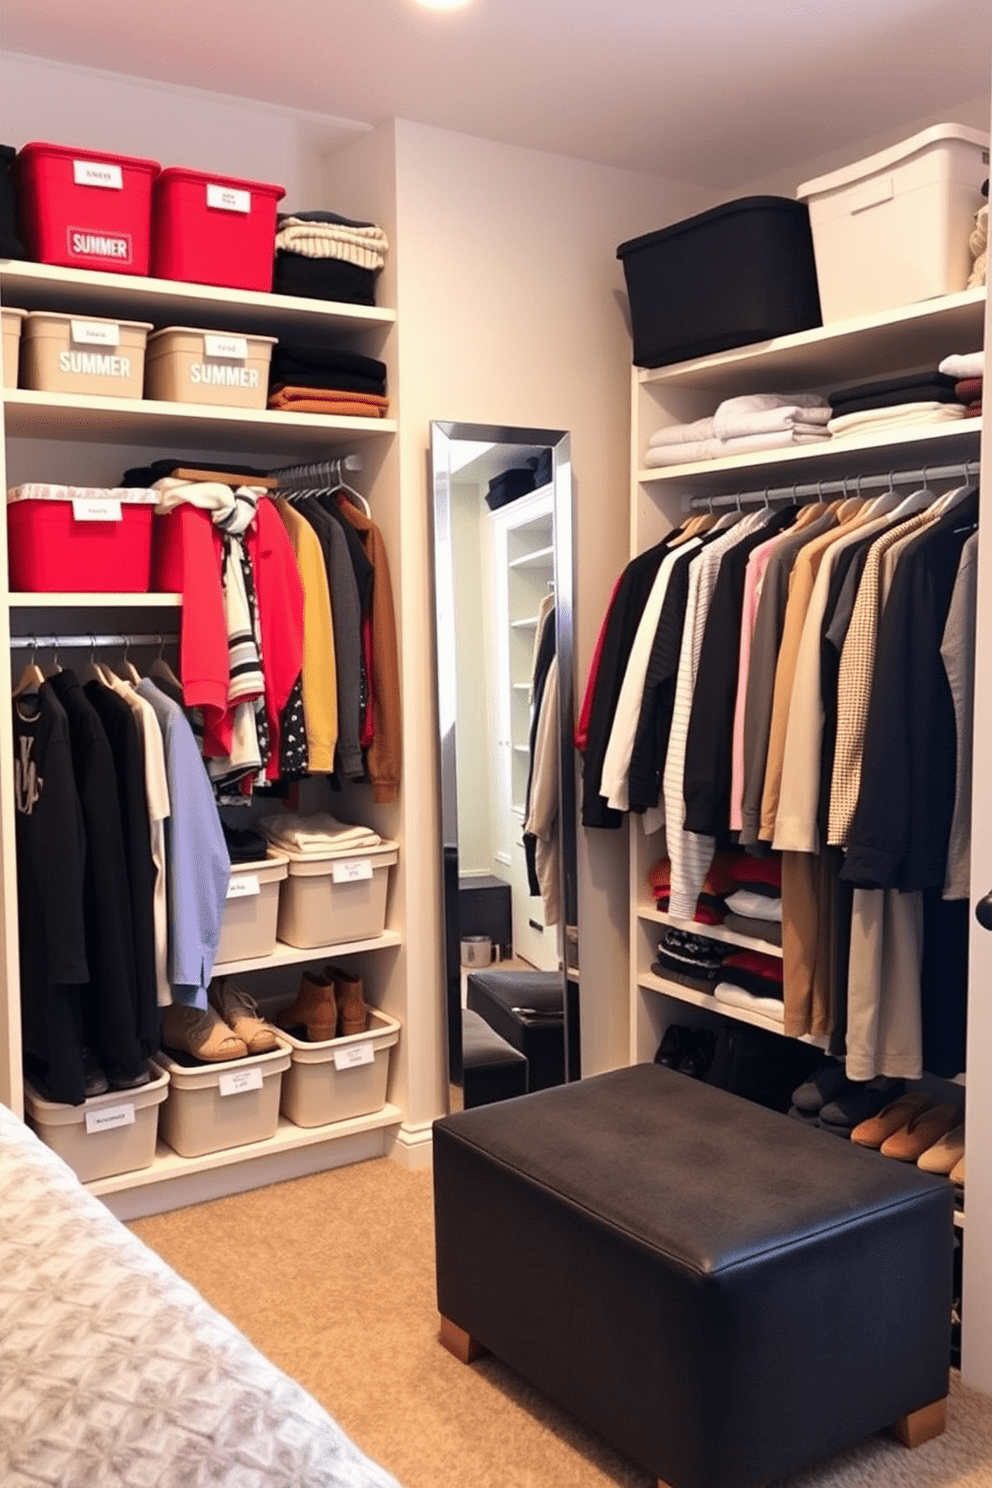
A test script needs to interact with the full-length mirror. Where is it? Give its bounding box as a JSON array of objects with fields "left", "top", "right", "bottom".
[{"left": 430, "top": 422, "right": 578, "bottom": 1108}]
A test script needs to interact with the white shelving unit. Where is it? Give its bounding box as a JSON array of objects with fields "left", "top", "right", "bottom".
[
  {"left": 627, "top": 290, "right": 986, "bottom": 1226},
  {"left": 0, "top": 260, "right": 404, "bottom": 1217}
]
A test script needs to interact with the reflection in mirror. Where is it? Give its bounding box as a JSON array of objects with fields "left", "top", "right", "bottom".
[{"left": 430, "top": 423, "right": 578, "bottom": 1111}]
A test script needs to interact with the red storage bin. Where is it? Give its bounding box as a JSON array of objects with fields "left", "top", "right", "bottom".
[
  {"left": 14, "top": 142, "right": 160, "bottom": 276},
  {"left": 7, "top": 486, "right": 158, "bottom": 592},
  {"left": 151, "top": 168, "right": 286, "bottom": 291}
]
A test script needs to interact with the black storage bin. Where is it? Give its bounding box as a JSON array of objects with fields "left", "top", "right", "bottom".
[
  {"left": 617, "top": 196, "right": 822, "bottom": 369},
  {"left": 485, "top": 467, "right": 536, "bottom": 512}
]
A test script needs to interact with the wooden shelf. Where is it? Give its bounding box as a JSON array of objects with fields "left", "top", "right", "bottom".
[
  {"left": 508, "top": 544, "right": 554, "bottom": 569},
  {"left": 2, "top": 388, "right": 396, "bottom": 457},
  {"left": 638, "top": 970, "right": 828, "bottom": 1047},
  {"left": 637, "top": 289, "right": 986, "bottom": 395},
  {"left": 9, "top": 592, "right": 182, "bottom": 607},
  {"left": 87, "top": 1103, "right": 403, "bottom": 1199},
  {"left": 212, "top": 928, "right": 401, "bottom": 977},
  {"left": 640, "top": 904, "right": 783, "bottom": 959},
  {"left": 0, "top": 259, "right": 394, "bottom": 340},
  {"left": 637, "top": 416, "right": 982, "bottom": 496}
]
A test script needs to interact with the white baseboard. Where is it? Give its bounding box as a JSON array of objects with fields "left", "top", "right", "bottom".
[{"left": 387, "top": 1119, "right": 434, "bottom": 1170}]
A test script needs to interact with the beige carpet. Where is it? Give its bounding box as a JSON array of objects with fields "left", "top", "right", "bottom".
[{"left": 131, "top": 1158, "right": 992, "bottom": 1488}]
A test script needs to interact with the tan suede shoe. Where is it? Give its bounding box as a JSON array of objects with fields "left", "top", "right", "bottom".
[
  {"left": 276, "top": 971, "right": 338, "bottom": 1042},
  {"left": 328, "top": 966, "right": 368, "bottom": 1037},
  {"left": 917, "top": 1123, "right": 965, "bottom": 1176},
  {"left": 850, "top": 1091, "right": 931, "bottom": 1149},
  {"left": 880, "top": 1102, "right": 961, "bottom": 1162},
  {"left": 209, "top": 980, "right": 279, "bottom": 1055},
  {"left": 160, "top": 1003, "right": 248, "bottom": 1062}
]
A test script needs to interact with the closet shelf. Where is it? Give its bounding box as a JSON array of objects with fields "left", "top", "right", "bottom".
[
  {"left": 640, "top": 905, "right": 783, "bottom": 959},
  {"left": 213, "top": 928, "right": 401, "bottom": 977},
  {"left": 2, "top": 389, "right": 397, "bottom": 457},
  {"left": 511, "top": 614, "right": 540, "bottom": 629},
  {"left": 638, "top": 969, "right": 827, "bottom": 1047},
  {"left": 9, "top": 592, "right": 183, "bottom": 607},
  {"left": 636, "top": 288, "right": 986, "bottom": 395},
  {"left": 637, "top": 417, "right": 981, "bottom": 497},
  {"left": 508, "top": 545, "right": 554, "bottom": 569},
  {"left": 86, "top": 1103, "right": 403, "bottom": 1201},
  {"left": 0, "top": 260, "right": 395, "bottom": 340}
]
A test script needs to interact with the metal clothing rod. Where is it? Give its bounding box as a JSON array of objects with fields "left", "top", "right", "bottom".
[
  {"left": 10, "top": 633, "right": 177, "bottom": 650},
  {"left": 271, "top": 454, "right": 364, "bottom": 488},
  {"left": 687, "top": 458, "right": 980, "bottom": 511}
]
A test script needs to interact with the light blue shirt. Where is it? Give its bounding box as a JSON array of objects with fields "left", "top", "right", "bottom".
[{"left": 137, "top": 679, "right": 230, "bottom": 1008}]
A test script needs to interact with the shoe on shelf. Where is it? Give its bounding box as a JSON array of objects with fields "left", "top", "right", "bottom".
[
  {"left": 850, "top": 1091, "right": 931, "bottom": 1149},
  {"left": 654, "top": 1025, "right": 693, "bottom": 1069},
  {"left": 160, "top": 1003, "right": 248, "bottom": 1062},
  {"left": 276, "top": 971, "right": 338, "bottom": 1042},
  {"left": 819, "top": 1076, "right": 904, "bottom": 1133},
  {"left": 328, "top": 967, "right": 368, "bottom": 1038},
  {"left": 880, "top": 1102, "right": 962, "bottom": 1163},
  {"left": 209, "top": 980, "right": 279, "bottom": 1054},
  {"left": 678, "top": 1028, "right": 716, "bottom": 1080},
  {"left": 81, "top": 1047, "right": 109, "bottom": 1098},
  {"left": 790, "top": 1059, "right": 849, "bottom": 1115},
  {"left": 917, "top": 1123, "right": 965, "bottom": 1176},
  {"left": 108, "top": 1064, "right": 152, "bottom": 1091}
]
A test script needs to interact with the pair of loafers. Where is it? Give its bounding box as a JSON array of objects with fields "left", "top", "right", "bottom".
[
  {"left": 654, "top": 1024, "right": 716, "bottom": 1080},
  {"left": 850, "top": 1091, "right": 964, "bottom": 1169}
]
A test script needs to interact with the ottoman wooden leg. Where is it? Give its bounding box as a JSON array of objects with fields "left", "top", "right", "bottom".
[
  {"left": 439, "top": 1314, "right": 488, "bottom": 1364},
  {"left": 890, "top": 1397, "right": 947, "bottom": 1447}
]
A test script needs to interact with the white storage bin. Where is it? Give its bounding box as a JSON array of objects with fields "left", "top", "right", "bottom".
[
  {"left": 144, "top": 325, "right": 277, "bottom": 409},
  {"left": 279, "top": 1009, "right": 400, "bottom": 1128},
  {"left": 276, "top": 840, "right": 399, "bottom": 949},
  {"left": 20, "top": 310, "right": 153, "bottom": 398},
  {"left": 2, "top": 306, "right": 25, "bottom": 386},
  {"left": 23, "top": 1068, "right": 169, "bottom": 1183},
  {"left": 215, "top": 851, "right": 289, "bottom": 965},
  {"left": 151, "top": 1044, "right": 290, "bottom": 1158},
  {"left": 797, "top": 123, "right": 990, "bottom": 322}
]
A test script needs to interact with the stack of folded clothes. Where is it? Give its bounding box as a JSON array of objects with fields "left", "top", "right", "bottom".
[
  {"left": 713, "top": 950, "right": 784, "bottom": 1020},
  {"left": 647, "top": 851, "right": 738, "bottom": 925},
  {"left": 939, "top": 350, "right": 983, "bottom": 417},
  {"left": 644, "top": 393, "right": 831, "bottom": 468},
  {"left": 721, "top": 852, "right": 782, "bottom": 946},
  {"left": 258, "top": 810, "right": 381, "bottom": 855},
  {"left": 268, "top": 343, "right": 389, "bottom": 418},
  {"left": 222, "top": 822, "right": 270, "bottom": 864},
  {"left": 826, "top": 370, "right": 966, "bottom": 438},
  {"left": 651, "top": 927, "right": 729, "bottom": 992},
  {"left": 273, "top": 209, "right": 388, "bottom": 306}
]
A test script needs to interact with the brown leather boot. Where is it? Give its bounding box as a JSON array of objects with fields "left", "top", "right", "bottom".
[
  {"left": 329, "top": 967, "right": 368, "bottom": 1037},
  {"left": 276, "top": 971, "right": 338, "bottom": 1042}
]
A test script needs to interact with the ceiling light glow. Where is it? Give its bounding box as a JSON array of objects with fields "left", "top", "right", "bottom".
[{"left": 414, "top": 0, "right": 473, "bottom": 10}]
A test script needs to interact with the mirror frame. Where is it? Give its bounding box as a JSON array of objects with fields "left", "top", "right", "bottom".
[{"left": 429, "top": 421, "right": 578, "bottom": 1095}]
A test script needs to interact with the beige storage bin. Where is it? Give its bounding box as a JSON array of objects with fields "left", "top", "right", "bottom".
[
  {"left": 279, "top": 1009, "right": 401, "bottom": 1128},
  {"left": 151, "top": 1044, "right": 290, "bottom": 1158},
  {"left": 215, "top": 851, "right": 289, "bottom": 965},
  {"left": 797, "top": 123, "right": 990, "bottom": 322},
  {"left": 276, "top": 840, "right": 399, "bottom": 949},
  {"left": 23, "top": 1068, "right": 169, "bottom": 1183},
  {"left": 144, "top": 325, "right": 277, "bottom": 409},
  {"left": 21, "top": 310, "right": 152, "bottom": 398},
  {"left": 2, "top": 306, "right": 25, "bottom": 387}
]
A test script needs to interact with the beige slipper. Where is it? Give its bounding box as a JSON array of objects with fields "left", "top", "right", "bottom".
[
  {"left": 950, "top": 1155, "right": 966, "bottom": 1188},
  {"left": 161, "top": 1003, "right": 248, "bottom": 1062},
  {"left": 917, "top": 1123, "right": 965, "bottom": 1176},
  {"left": 850, "top": 1091, "right": 931, "bottom": 1149},
  {"left": 880, "top": 1102, "right": 961, "bottom": 1163}
]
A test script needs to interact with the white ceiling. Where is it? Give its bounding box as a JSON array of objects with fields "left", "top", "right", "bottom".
[{"left": 2, "top": 0, "right": 991, "bottom": 188}]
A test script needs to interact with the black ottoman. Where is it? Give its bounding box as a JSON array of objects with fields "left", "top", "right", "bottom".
[
  {"left": 460, "top": 1007, "right": 528, "bottom": 1107},
  {"left": 433, "top": 1065, "right": 953, "bottom": 1488},
  {"left": 466, "top": 969, "right": 564, "bottom": 1091}
]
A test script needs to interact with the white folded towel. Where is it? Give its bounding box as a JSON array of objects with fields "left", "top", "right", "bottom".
[
  {"left": 260, "top": 812, "right": 381, "bottom": 854},
  {"left": 642, "top": 425, "right": 830, "bottom": 469},
  {"left": 938, "top": 352, "right": 985, "bottom": 379},
  {"left": 713, "top": 983, "right": 785, "bottom": 1020},
  {"left": 713, "top": 393, "right": 831, "bottom": 439},
  {"left": 828, "top": 403, "right": 967, "bottom": 438},
  {"left": 725, "top": 889, "right": 783, "bottom": 922},
  {"left": 647, "top": 416, "right": 717, "bottom": 448}
]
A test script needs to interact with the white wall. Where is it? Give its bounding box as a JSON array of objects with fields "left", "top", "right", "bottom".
[{"left": 451, "top": 478, "right": 496, "bottom": 874}]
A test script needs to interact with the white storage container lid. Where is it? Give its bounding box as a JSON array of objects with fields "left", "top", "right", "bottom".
[
  {"left": 797, "top": 123, "right": 990, "bottom": 200},
  {"left": 24, "top": 309, "right": 154, "bottom": 333},
  {"left": 7, "top": 482, "right": 159, "bottom": 505},
  {"left": 152, "top": 1041, "right": 291, "bottom": 1091},
  {"left": 147, "top": 325, "right": 278, "bottom": 347},
  {"left": 2, "top": 307, "right": 27, "bottom": 322},
  {"left": 281, "top": 839, "right": 399, "bottom": 877},
  {"left": 23, "top": 1066, "right": 169, "bottom": 1124},
  {"left": 276, "top": 1008, "right": 401, "bottom": 1063}
]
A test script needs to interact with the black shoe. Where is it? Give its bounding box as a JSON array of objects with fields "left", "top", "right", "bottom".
[
  {"left": 654, "top": 1025, "right": 692, "bottom": 1069},
  {"left": 679, "top": 1029, "right": 716, "bottom": 1080},
  {"left": 81, "top": 1047, "right": 109, "bottom": 1098},
  {"left": 106, "top": 1062, "right": 152, "bottom": 1092}
]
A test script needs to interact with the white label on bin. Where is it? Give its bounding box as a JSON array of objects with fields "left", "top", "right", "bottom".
[
  {"left": 332, "top": 858, "right": 373, "bottom": 885},
  {"left": 67, "top": 228, "right": 133, "bottom": 263},
  {"left": 219, "top": 1066, "right": 264, "bottom": 1097},
  {"left": 73, "top": 159, "right": 123, "bottom": 190},
  {"left": 226, "top": 874, "right": 260, "bottom": 900},
  {"left": 70, "top": 319, "right": 121, "bottom": 347},
  {"left": 72, "top": 498, "right": 122, "bottom": 522},
  {"left": 85, "top": 1102, "right": 135, "bottom": 1134},
  {"left": 333, "top": 1042, "right": 375, "bottom": 1072},
  {"left": 207, "top": 183, "right": 251, "bottom": 214},
  {"left": 203, "top": 334, "right": 248, "bottom": 361}
]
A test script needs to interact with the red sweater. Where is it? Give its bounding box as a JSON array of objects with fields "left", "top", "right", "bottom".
[{"left": 153, "top": 498, "right": 304, "bottom": 777}]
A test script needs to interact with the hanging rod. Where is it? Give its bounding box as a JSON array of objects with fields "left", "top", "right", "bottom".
[
  {"left": 10, "top": 633, "right": 177, "bottom": 650},
  {"left": 270, "top": 454, "right": 363, "bottom": 487},
  {"left": 687, "top": 458, "right": 980, "bottom": 511}
]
